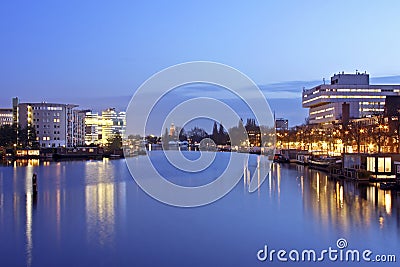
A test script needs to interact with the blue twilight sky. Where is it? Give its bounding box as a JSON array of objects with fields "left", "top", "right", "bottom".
[{"left": 1, "top": 1, "right": 400, "bottom": 127}]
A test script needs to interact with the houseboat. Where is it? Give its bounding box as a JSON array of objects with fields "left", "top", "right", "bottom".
[
  {"left": 342, "top": 153, "right": 400, "bottom": 181},
  {"left": 53, "top": 147, "right": 104, "bottom": 159}
]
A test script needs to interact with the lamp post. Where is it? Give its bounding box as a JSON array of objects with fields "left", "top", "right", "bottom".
[
  {"left": 397, "top": 109, "right": 400, "bottom": 153},
  {"left": 360, "top": 128, "right": 365, "bottom": 153},
  {"left": 378, "top": 124, "right": 383, "bottom": 153},
  {"left": 284, "top": 132, "right": 289, "bottom": 149}
]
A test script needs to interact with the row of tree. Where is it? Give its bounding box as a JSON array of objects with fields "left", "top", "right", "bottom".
[
  {"left": 277, "top": 114, "right": 400, "bottom": 153},
  {"left": 0, "top": 124, "right": 38, "bottom": 148},
  {"left": 158, "top": 119, "right": 261, "bottom": 146}
]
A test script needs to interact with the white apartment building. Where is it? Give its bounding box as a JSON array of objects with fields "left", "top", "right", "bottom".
[
  {"left": 302, "top": 72, "right": 400, "bottom": 124},
  {"left": 18, "top": 102, "right": 85, "bottom": 147}
]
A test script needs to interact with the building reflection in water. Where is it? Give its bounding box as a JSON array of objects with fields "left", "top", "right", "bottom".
[
  {"left": 85, "top": 182, "right": 115, "bottom": 246},
  {"left": 270, "top": 164, "right": 400, "bottom": 235},
  {"left": 245, "top": 158, "right": 283, "bottom": 201},
  {"left": 25, "top": 192, "right": 33, "bottom": 267},
  {"left": 0, "top": 158, "right": 126, "bottom": 266},
  {"left": 243, "top": 155, "right": 272, "bottom": 197},
  {"left": 269, "top": 163, "right": 282, "bottom": 201},
  {"left": 84, "top": 158, "right": 126, "bottom": 248}
]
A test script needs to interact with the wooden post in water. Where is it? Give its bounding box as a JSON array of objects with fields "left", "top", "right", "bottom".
[{"left": 32, "top": 173, "right": 38, "bottom": 195}]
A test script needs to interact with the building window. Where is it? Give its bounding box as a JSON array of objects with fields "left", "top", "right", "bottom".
[
  {"left": 377, "top": 157, "right": 391, "bottom": 173},
  {"left": 367, "top": 157, "right": 375, "bottom": 172}
]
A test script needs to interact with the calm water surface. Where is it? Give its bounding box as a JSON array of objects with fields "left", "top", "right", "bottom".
[{"left": 0, "top": 151, "right": 399, "bottom": 267}]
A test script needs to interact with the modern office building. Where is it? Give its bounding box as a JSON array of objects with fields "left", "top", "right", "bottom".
[
  {"left": 302, "top": 72, "right": 400, "bottom": 124},
  {"left": 85, "top": 111, "right": 101, "bottom": 145},
  {"left": 12, "top": 97, "right": 19, "bottom": 125},
  {"left": 17, "top": 102, "right": 85, "bottom": 147},
  {"left": 84, "top": 108, "right": 126, "bottom": 146},
  {"left": 0, "top": 108, "right": 13, "bottom": 126},
  {"left": 101, "top": 108, "right": 126, "bottom": 145},
  {"left": 72, "top": 109, "right": 87, "bottom": 147}
]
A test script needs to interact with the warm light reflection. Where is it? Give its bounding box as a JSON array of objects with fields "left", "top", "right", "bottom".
[
  {"left": 277, "top": 164, "right": 281, "bottom": 199},
  {"left": 85, "top": 183, "right": 115, "bottom": 246},
  {"left": 257, "top": 156, "right": 261, "bottom": 196},
  {"left": 384, "top": 192, "right": 392, "bottom": 215},
  {"left": 296, "top": 167, "right": 400, "bottom": 234},
  {"left": 316, "top": 173, "right": 320, "bottom": 201},
  {"left": 56, "top": 189, "right": 61, "bottom": 241},
  {"left": 300, "top": 175, "right": 304, "bottom": 197},
  {"left": 268, "top": 169, "right": 272, "bottom": 198},
  {"left": 25, "top": 193, "right": 33, "bottom": 267},
  {"left": 379, "top": 216, "right": 384, "bottom": 228},
  {"left": 339, "top": 184, "right": 344, "bottom": 208}
]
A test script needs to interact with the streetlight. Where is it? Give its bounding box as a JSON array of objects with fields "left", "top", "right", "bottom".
[{"left": 360, "top": 128, "right": 365, "bottom": 153}]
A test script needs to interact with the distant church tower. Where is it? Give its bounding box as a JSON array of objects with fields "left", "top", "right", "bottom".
[{"left": 169, "top": 123, "right": 175, "bottom": 137}]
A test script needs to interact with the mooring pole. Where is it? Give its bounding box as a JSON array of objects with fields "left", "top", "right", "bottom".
[{"left": 32, "top": 173, "right": 38, "bottom": 195}]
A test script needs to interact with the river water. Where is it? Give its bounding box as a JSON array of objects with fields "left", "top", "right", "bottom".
[{"left": 0, "top": 152, "right": 399, "bottom": 266}]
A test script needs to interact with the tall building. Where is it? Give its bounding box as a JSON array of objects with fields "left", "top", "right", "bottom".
[
  {"left": 17, "top": 102, "right": 85, "bottom": 147},
  {"left": 85, "top": 111, "right": 101, "bottom": 145},
  {"left": 0, "top": 108, "right": 13, "bottom": 126},
  {"left": 12, "top": 97, "right": 19, "bottom": 125},
  {"left": 84, "top": 108, "right": 126, "bottom": 146},
  {"left": 72, "top": 110, "right": 87, "bottom": 147},
  {"left": 302, "top": 72, "right": 400, "bottom": 124},
  {"left": 100, "top": 108, "right": 126, "bottom": 146}
]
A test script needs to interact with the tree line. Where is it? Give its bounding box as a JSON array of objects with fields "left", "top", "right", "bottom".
[
  {"left": 0, "top": 124, "right": 38, "bottom": 148},
  {"left": 145, "top": 118, "right": 265, "bottom": 147}
]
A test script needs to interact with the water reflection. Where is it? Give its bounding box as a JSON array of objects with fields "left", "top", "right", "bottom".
[
  {"left": 1, "top": 156, "right": 400, "bottom": 267},
  {"left": 85, "top": 183, "right": 115, "bottom": 246},
  {"left": 270, "top": 164, "right": 400, "bottom": 236},
  {"left": 0, "top": 159, "right": 128, "bottom": 266},
  {"left": 267, "top": 163, "right": 282, "bottom": 202},
  {"left": 84, "top": 160, "right": 126, "bottom": 248},
  {"left": 243, "top": 155, "right": 272, "bottom": 196},
  {"left": 25, "top": 192, "right": 33, "bottom": 267}
]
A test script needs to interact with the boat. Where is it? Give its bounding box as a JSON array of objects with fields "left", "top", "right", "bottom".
[
  {"left": 53, "top": 147, "right": 104, "bottom": 159},
  {"left": 178, "top": 141, "right": 189, "bottom": 150},
  {"left": 296, "top": 152, "right": 311, "bottom": 165},
  {"left": 308, "top": 156, "right": 341, "bottom": 171},
  {"left": 273, "top": 154, "right": 289, "bottom": 163}
]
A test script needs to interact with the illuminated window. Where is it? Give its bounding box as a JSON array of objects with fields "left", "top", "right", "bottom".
[
  {"left": 367, "top": 157, "right": 375, "bottom": 172},
  {"left": 377, "top": 157, "right": 391, "bottom": 173},
  {"left": 384, "top": 157, "right": 391, "bottom": 172}
]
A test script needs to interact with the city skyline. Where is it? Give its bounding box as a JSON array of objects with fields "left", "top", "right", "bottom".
[
  {"left": 2, "top": 74, "right": 400, "bottom": 129},
  {"left": 1, "top": 1, "right": 400, "bottom": 128}
]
